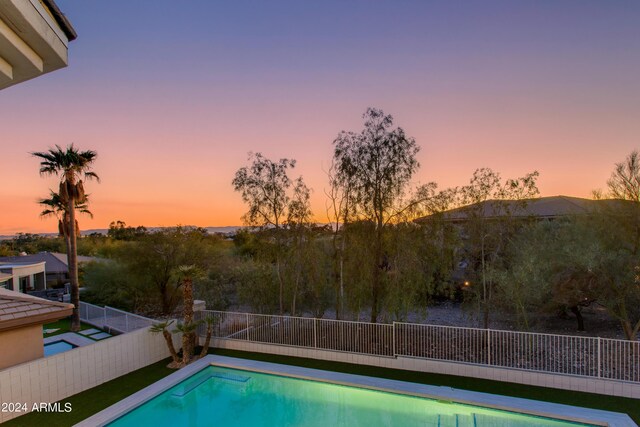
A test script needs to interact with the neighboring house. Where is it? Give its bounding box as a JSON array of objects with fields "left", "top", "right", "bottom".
[
  {"left": 0, "top": 252, "right": 103, "bottom": 288},
  {"left": 0, "top": 261, "right": 46, "bottom": 292},
  {"left": 0, "top": 287, "right": 72, "bottom": 369},
  {"left": 0, "top": 0, "right": 76, "bottom": 90},
  {"left": 415, "top": 195, "right": 637, "bottom": 287},
  {"left": 415, "top": 195, "right": 631, "bottom": 224}
]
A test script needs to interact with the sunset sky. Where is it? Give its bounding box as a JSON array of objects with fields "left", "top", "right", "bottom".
[{"left": 1, "top": 0, "right": 639, "bottom": 234}]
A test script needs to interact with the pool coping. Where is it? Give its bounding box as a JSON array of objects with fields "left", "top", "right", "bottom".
[{"left": 75, "top": 355, "right": 638, "bottom": 427}]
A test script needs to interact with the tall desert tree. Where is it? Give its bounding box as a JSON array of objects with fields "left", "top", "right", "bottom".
[
  {"left": 608, "top": 150, "right": 640, "bottom": 202},
  {"left": 333, "top": 108, "right": 420, "bottom": 322},
  {"left": 232, "top": 152, "right": 310, "bottom": 314},
  {"left": 232, "top": 152, "right": 295, "bottom": 229},
  {"left": 325, "top": 160, "right": 354, "bottom": 319},
  {"left": 284, "top": 177, "right": 314, "bottom": 315},
  {"left": 602, "top": 150, "right": 640, "bottom": 339},
  {"left": 492, "top": 221, "right": 564, "bottom": 330},
  {"left": 605, "top": 150, "right": 640, "bottom": 259},
  {"left": 525, "top": 215, "right": 640, "bottom": 340},
  {"left": 121, "top": 227, "right": 213, "bottom": 315},
  {"left": 33, "top": 144, "right": 99, "bottom": 331},
  {"left": 460, "top": 168, "right": 539, "bottom": 328}
]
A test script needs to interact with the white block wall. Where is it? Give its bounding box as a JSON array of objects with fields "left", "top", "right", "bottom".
[{"left": 0, "top": 327, "right": 179, "bottom": 423}]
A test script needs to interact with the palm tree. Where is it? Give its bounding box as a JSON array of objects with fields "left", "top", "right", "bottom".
[
  {"left": 40, "top": 190, "right": 93, "bottom": 292},
  {"left": 33, "top": 144, "right": 99, "bottom": 331},
  {"left": 175, "top": 265, "right": 203, "bottom": 365},
  {"left": 39, "top": 189, "right": 93, "bottom": 245},
  {"left": 175, "top": 321, "right": 198, "bottom": 366},
  {"left": 150, "top": 321, "right": 181, "bottom": 365},
  {"left": 199, "top": 316, "right": 216, "bottom": 358}
]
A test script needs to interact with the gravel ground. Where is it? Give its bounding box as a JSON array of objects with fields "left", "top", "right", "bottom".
[
  {"left": 398, "top": 302, "right": 628, "bottom": 340},
  {"left": 230, "top": 300, "right": 632, "bottom": 340}
]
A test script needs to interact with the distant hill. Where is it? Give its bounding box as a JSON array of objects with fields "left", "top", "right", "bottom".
[
  {"left": 0, "top": 226, "right": 245, "bottom": 240},
  {"left": 0, "top": 224, "right": 337, "bottom": 240}
]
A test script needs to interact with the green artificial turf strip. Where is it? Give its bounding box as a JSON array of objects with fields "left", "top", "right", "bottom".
[
  {"left": 3, "top": 358, "right": 174, "bottom": 427},
  {"left": 212, "top": 348, "right": 640, "bottom": 423}
]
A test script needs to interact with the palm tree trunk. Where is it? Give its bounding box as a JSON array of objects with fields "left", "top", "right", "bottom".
[
  {"left": 182, "top": 332, "right": 191, "bottom": 365},
  {"left": 61, "top": 219, "right": 72, "bottom": 292},
  {"left": 163, "top": 329, "right": 180, "bottom": 364},
  {"left": 182, "top": 277, "right": 196, "bottom": 359},
  {"left": 199, "top": 322, "right": 213, "bottom": 358},
  {"left": 183, "top": 278, "right": 193, "bottom": 324},
  {"left": 66, "top": 181, "right": 81, "bottom": 332},
  {"left": 183, "top": 277, "right": 194, "bottom": 363}
]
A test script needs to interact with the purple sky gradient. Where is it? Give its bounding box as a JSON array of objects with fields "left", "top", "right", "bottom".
[{"left": 1, "top": 1, "right": 639, "bottom": 233}]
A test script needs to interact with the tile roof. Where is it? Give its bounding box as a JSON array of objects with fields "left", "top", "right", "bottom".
[
  {"left": 49, "top": 252, "right": 103, "bottom": 265},
  {"left": 0, "top": 288, "right": 73, "bottom": 331}
]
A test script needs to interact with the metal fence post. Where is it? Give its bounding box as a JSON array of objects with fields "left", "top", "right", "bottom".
[
  {"left": 103, "top": 307, "right": 108, "bottom": 328},
  {"left": 392, "top": 322, "right": 396, "bottom": 357},
  {"left": 314, "top": 318, "right": 318, "bottom": 348},
  {"left": 246, "top": 313, "right": 250, "bottom": 341},
  {"left": 487, "top": 329, "right": 492, "bottom": 366},
  {"left": 597, "top": 337, "right": 601, "bottom": 378},
  {"left": 125, "top": 315, "right": 129, "bottom": 332}
]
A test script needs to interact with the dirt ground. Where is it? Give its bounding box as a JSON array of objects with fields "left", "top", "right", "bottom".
[{"left": 234, "top": 301, "right": 632, "bottom": 340}]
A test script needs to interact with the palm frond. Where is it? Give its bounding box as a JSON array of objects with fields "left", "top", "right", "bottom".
[
  {"left": 32, "top": 144, "right": 99, "bottom": 182},
  {"left": 150, "top": 320, "right": 174, "bottom": 333},
  {"left": 84, "top": 171, "right": 100, "bottom": 182}
]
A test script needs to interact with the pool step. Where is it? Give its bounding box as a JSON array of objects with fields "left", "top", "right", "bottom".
[
  {"left": 171, "top": 372, "right": 251, "bottom": 398},
  {"left": 434, "top": 412, "right": 557, "bottom": 427},
  {"left": 473, "top": 413, "right": 538, "bottom": 427},
  {"left": 210, "top": 372, "right": 251, "bottom": 383},
  {"left": 438, "top": 414, "right": 475, "bottom": 427}
]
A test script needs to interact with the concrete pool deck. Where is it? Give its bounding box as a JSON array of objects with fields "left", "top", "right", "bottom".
[{"left": 76, "top": 355, "right": 638, "bottom": 427}]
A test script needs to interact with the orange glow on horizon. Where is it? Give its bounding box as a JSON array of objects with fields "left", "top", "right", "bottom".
[
  {"left": 0, "top": 103, "right": 631, "bottom": 234},
  {"left": 2, "top": 2, "right": 638, "bottom": 235}
]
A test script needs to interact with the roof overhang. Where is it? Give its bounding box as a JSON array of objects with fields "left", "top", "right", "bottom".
[
  {"left": 0, "top": 306, "right": 72, "bottom": 332},
  {"left": 0, "top": 287, "right": 73, "bottom": 332},
  {"left": 0, "top": 0, "right": 76, "bottom": 90},
  {"left": 0, "top": 261, "right": 47, "bottom": 269}
]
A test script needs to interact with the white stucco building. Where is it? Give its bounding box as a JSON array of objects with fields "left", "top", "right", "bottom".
[
  {"left": 0, "top": 261, "right": 46, "bottom": 293},
  {"left": 0, "top": 0, "right": 76, "bottom": 90}
]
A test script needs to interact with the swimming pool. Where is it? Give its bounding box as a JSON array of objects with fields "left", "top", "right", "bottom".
[
  {"left": 106, "top": 364, "right": 593, "bottom": 427},
  {"left": 79, "top": 356, "right": 635, "bottom": 426},
  {"left": 43, "top": 340, "right": 76, "bottom": 356}
]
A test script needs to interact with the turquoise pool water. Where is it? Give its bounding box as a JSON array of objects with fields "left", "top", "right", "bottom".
[
  {"left": 108, "top": 366, "right": 593, "bottom": 427},
  {"left": 43, "top": 340, "right": 76, "bottom": 356}
]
